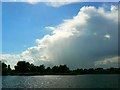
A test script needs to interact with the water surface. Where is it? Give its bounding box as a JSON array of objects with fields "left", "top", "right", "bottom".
[{"left": 2, "top": 74, "right": 119, "bottom": 88}]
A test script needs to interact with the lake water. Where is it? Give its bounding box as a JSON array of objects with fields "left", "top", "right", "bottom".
[{"left": 2, "top": 74, "right": 119, "bottom": 88}]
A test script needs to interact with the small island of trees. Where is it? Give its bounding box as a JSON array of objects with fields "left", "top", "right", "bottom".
[{"left": 1, "top": 61, "right": 120, "bottom": 75}]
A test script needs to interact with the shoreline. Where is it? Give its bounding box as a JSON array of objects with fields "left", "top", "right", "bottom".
[{"left": 2, "top": 73, "right": 120, "bottom": 76}]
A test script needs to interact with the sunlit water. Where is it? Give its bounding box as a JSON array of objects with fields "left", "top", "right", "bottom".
[{"left": 2, "top": 75, "right": 119, "bottom": 88}]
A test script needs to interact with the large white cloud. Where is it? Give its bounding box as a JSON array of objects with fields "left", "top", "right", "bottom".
[{"left": 1, "top": 5, "right": 118, "bottom": 69}]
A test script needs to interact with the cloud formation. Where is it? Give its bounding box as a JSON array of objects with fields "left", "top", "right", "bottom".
[
  {"left": 2, "top": 0, "right": 119, "bottom": 7},
  {"left": 0, "top": 54, "right": 22, "bottom": 68},
  {"left": 95, "top": 56, "right": 119, "bottom": 68},
  {"left": 1, "top": 5, "right": 118, "bottom": 69},
  {"left": 2, "top": 0, "right": 80, "bottom": 7},
  {"left": 44, "top": 0, "right": 80, "bottom": 7}
]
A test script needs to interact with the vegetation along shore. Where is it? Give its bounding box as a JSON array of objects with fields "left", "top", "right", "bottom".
[{"left": 1, "top": 61, "right": 120, "bottom": 75}]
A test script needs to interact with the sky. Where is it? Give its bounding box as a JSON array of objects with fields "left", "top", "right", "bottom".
[{"left": 1, "top": 1, "right": 119, "bottom": 69}]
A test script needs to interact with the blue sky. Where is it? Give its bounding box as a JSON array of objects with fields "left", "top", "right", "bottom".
[
  {"left": 2, "top": 2, "right": 117, "bottom": 54},
  {"left": 3, "top": 2, "right": 81, "bottom": 54}
]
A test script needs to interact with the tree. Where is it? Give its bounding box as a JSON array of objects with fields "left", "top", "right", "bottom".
[
  {"left": 95, "top": 68, "right": 104, "bottom": 74},
  {"left": 59, "top": 65, "right": 70, "bottom": 73},
  {"left": 38, "top": 64, "right": 45, "bottom": 73},
  {"left": 29, "top": 63, "right": 36, "bottom": 72},
  {"left": 8, "top": 65, "right": 11, "bottom": 71},
  {"left": 2, "top": 62, "right": 8, "bottom": 75},
  {"left": 45, "top": 67, "right": 51, "bottom": 73},
  {"left": 52, "top": 66, "right": 59, "bottom": 73},
  {"left": 7, "top": 65, "right": 12, "bottom": 74},
  {"left": 73, "top": 68, "right": 81, "bottom": 74},
  {"left": 14, "top": 61, "right": 31, "bottom": 72},
  {"left": 88, "top": 68, "right": 94, "bottom": 74}
]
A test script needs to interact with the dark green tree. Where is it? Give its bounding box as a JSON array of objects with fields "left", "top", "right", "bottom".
[
  {"left": 7, "top": 65, "right": 12, "bottom": 74},
  {"left": 73, "top": 68, "right": 81, "bottom": 74},
  {"left": 88, "top": 68, "right": 94, "bottom": 74},
  {"left": 14, "top": 61, "right": 30, "bottom": 72},
  {"left": 45, "top": 67, "right": 51, "bottom": 73},
  {"left": 95, "top": 68, "right": 104, "bottom": 74},
  {"left": 8, "top": 65, "right": 11, "bottom": 71},
  {"left": 2, "top": 62, "right": 8, "bottom": 75},
  {"left": 29, "top": 63, "right": 36, "bottom": 72},
  {"left": 52, "top": 66, "right": 59, "bottom": 73},
  {"left": 59, "top": 65, "right": 70, "bottom": 73},
  {"left": 38, "top": 64, "right": 45, "bottom": 73}
]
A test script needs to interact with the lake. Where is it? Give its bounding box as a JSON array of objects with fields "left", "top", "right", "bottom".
[{"left": 2, "top": 74, "right": 119, "bottom": 88}]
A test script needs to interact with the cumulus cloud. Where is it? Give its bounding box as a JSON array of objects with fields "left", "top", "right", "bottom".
[
  {"left": 95, "top": 56, "right": 119, "bottom": 68},
  {"left": 0, "top": 54, "right": 22, "bottom": 68},
  {"left": 104, "top": 34, "right": 111, "bottom": 40},
  {"left": 44, "top": 0, "right": 80, "bottom": 7},
  {"left": 1, "top": 5, "right": 118, "bottom": 69}
]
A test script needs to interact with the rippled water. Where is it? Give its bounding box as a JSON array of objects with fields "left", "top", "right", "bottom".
[{"left": 2, "top": 75, "right": 119, "bottom": 88}]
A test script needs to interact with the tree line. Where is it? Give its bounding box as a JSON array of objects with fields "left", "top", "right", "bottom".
[{"left": 1, "top": 61, "right": 120, "bottom": 75}]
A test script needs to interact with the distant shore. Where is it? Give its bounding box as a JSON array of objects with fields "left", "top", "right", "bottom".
[{"left": 1, "top": 61, "right": 120, "bottom": 75}]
